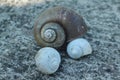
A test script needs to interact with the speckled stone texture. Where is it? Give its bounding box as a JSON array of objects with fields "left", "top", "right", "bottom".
[{"left": 0, "top": 0, "right": 120, "bottom": 80}]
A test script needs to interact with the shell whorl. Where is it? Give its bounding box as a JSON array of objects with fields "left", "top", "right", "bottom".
[{"left": 34, "top": 6, "right": 87, "bottom": 48}]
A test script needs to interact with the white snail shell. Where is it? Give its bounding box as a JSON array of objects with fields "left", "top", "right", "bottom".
[
  {"left": 35, "top": 47, "right": 61, "bottom": 74},
  {"left": 67, "top": 38, "right": 92, "bottom": 59}
]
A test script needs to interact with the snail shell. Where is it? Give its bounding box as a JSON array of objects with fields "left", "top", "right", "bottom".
[
  {"left": 35, "top": 47, "right": 61, "bottom": 74},
  {"left": 67, "top": 38, "right": 92, "bottom": 59},
  {"left": 34, "top": 6, "right": 87, "bottom": 48}
]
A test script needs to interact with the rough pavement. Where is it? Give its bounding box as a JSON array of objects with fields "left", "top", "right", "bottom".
[{"left": 0, "top": 0, "right": 120, "bottom": 80}]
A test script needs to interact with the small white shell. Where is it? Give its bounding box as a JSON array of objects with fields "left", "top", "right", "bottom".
[
  {"left": 67, "top": 38, "right": 92, "bottom": 59},
  {"left": 35, "top": 47, "right": 61, "bottom": 74}
]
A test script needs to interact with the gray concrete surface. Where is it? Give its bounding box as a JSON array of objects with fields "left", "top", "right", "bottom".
[{"left": 0, "top": 0, "right": 120, "bottom": 80}]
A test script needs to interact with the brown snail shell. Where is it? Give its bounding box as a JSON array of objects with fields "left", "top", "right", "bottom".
[{"left": 34, "top": 6, "right": 87, "bottom": 48}]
